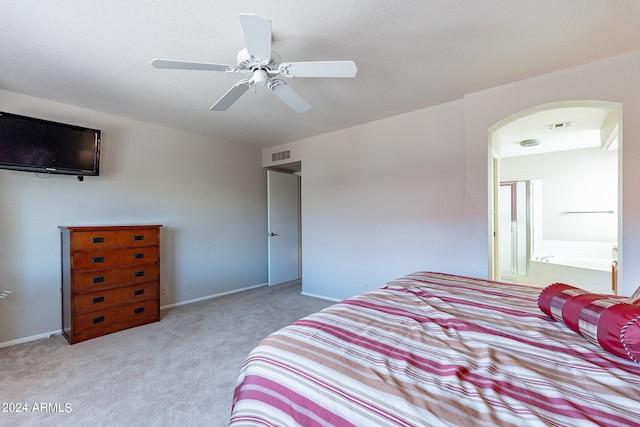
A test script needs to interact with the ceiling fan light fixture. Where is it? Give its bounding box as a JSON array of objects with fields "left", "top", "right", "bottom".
[
  {"left": 520, "top": 139, "right": 541, "bottom": 148},
  {"left": 252, "top": 69, "right": 269, "bottom": 86}
]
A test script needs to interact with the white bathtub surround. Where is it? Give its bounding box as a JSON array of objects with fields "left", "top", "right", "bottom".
[
  {"left": 533, "top": 240, "right": 616, "bottom": 265},
  {"left": 532, "top": 256, "right": 611, "bottom": 272},
  {"left": 528, "top": 259, "right": 613, "bottom": 294},
  {"left": 508, "top": 240, "right": 617, "bottom": 293}
]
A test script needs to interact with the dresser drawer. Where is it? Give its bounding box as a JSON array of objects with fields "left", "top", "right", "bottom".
[
  {"left": 73, "top": 299, "right": 159, "bottom": 336},
  {"left": 72, "top": 264, "right": 159, "bottom": 292},
  {"left": 72, "top": 246, "right": 159, "bottom": 271},
  {"left": 72, "top": 228, "right": 159, "bottom": 250},
  {"left": 73, "top": 282, "right": 158, "bottom": 314}
]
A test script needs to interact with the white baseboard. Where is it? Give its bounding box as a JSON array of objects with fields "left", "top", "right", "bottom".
[
  {"left": 0, "top": 330, "right": 61, "bottom": 349},
  {"left": 160, "top": 282, "right": 268, "bottom": 310},
  {"left": 300, "top": 291, "right": 341, "bottom": 303},
  {"left": 0, "top": 283, "right": 269, "bottom": 349}
]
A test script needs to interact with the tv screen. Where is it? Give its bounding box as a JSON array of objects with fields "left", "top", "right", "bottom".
[{"left": 0, "top": 112, "right": 101, "bottom": 176}]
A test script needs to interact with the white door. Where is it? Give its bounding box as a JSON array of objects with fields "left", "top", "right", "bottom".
[{"left": 267, "top": 170, "right": 300, "bottom": 286}]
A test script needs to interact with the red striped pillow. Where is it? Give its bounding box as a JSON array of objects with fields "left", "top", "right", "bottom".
[
  {"left": 538, "top": 283, "right": 640, "bottom": 363},
  {"left": 538, "top": 283, "right": 591, "bottom": 322}
]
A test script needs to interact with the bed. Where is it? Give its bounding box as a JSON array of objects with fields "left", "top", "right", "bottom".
[{"left": 229, "top": 272, "right": 640, "bottom": 426}]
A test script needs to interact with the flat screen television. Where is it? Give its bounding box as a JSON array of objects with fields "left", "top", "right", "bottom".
[{"left": 0, "top": 111, "right": 101, "bottom": 177}]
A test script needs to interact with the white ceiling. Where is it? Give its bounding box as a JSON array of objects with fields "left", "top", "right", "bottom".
[
  {"left": 2, "top": 1, "right": 640, "bottom": 149},
  {"left": 495, "top": 106, "right": 616, "bottom": 158}
]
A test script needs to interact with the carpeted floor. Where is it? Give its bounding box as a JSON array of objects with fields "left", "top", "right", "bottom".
[{"left": 0, "top": 281, "right": 333, "bottom": 426}]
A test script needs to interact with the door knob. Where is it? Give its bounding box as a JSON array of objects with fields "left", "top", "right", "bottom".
[{"left": 268, "top": 232, "right": 278, "bottom": 237}]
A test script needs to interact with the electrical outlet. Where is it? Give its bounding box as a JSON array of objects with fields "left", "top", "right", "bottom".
[
  {"left": 162, "top": 287, "right": 167, "bottom": 296},
  {"left": 185, "top": 281, "right": 191, "bottom": 290},
  {"left": 363, "top": 283, "right": 369, "bottom": 292}
]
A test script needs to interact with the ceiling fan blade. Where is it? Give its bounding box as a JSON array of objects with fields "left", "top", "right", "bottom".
[
  {"left": 279, "top": 61, "right": 358, "bottom": 78},
  {"left": 210, "top": 80, "right": 252, "bottom": 111},
  {"left": 151, "top": 58, "right": 236, "bottom": 72},
  {"left": 239, "top": 14, "right": 272, "bottom": 62},
  {"left": 269, "top": 80, "right": 311, "bottom": 113}
]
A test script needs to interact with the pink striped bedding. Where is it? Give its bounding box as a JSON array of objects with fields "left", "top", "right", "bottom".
[{"left": 229, "top": 272, "right": 640, "bottom": 426}]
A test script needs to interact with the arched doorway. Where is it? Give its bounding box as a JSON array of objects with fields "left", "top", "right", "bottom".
[{"left": 488, "top": 101, "right": 621, "bottom": 293}]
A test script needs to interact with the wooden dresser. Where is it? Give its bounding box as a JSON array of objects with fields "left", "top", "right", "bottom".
[{"left": 59, "top": 225, "right": 162, "bottom": 344}]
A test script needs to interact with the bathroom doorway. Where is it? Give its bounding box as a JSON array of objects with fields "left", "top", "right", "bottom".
[{"left": 489, "top": 101, "right": 621, "bottom": 293}]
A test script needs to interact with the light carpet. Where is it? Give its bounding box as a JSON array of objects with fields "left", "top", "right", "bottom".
[{"left": 0, "top": 281, "right": 333, "bottom": 426}]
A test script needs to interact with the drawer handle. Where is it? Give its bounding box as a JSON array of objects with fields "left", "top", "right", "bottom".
[
  {"left": 92, "top": 256, "right": 104, "bottom": 263},
  {"left": 93, "top": 296, "right": 105, "bottom": 303},
  {"left": 92, "top": 237, "right": 104, "bottom": 243},
  {"left": 134, "top": 307, "right": 145, "bottom": 314},
  {"left": 134, "top": 289, "right": 144, "bottom": 296},
  {"left": 93, "top": 316, "right": 105, "bottom": 324},
  {"left": 134, "top": 253, "right": 144, "bottom": 259},
  {"left": 134, "top": 235, "right": 145, "bottom": 241},
  {"left": 93, "top": 276, "right": 105, "bottom": 283},
  {"left": 134, "top": 271, "right": 145, "bottom": 277}
]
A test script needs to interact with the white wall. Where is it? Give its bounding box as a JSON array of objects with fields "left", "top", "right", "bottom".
[
  {"left": 0, "top": 90, "right": 267, "bottom": 345},
  {"left": 266, "top": 49, "right": 640, "bottom": 299},
  {"left": 501, "top": 147, "right": 618, "bottom": 242},
  {"left": 268, "top": 101, "right": 469, "bottom": 300},
  {"left": 465, "top": 50, "right": 640, "bottom": 296}
]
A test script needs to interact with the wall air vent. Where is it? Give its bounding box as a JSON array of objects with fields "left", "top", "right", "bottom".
[
  {"left": 272, "top": 150, "right": 290, "bottom": 162},
  {"left": 545, "top": 121, "right": 574, "bottom": 131}
]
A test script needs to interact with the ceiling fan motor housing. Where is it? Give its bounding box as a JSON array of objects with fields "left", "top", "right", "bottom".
[{"left": 236, "top": 48, "right": 281, "bottom": 73}]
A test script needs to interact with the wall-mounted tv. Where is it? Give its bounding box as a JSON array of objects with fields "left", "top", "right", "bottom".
[{"left": 0, "top": 112, "right": 101, "bottom": 177}]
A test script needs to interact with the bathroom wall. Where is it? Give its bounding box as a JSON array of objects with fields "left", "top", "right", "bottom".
[{"left": 500, "top": 146, "right": 618, "bottom": 244}]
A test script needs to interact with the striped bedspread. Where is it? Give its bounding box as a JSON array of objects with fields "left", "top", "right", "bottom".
[{"left": 229, "top": 272, "right": 640, "bottom": 426}]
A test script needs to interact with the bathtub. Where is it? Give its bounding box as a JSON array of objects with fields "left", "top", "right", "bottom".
[
  {"left": 528, "top": 255, "right": 614, "bottom": 294},
  {"left": 535, "top": 255, "right": 611, "bottom": 272}
]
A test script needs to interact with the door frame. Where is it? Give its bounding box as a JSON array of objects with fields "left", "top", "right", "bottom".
[
  {"left": 488, "top": 100, "right": 622, "bottom": 283},
  {"left": 266, "top": 165, "right": 302, "bottom": 286}
]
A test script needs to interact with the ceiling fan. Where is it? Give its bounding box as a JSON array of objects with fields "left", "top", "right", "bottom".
[{"left": 151, "top": 13, "right": 358, "bottom": 113}]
